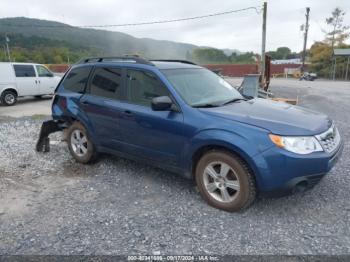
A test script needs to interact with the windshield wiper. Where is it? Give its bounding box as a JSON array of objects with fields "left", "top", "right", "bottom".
[
  {"left": 220, "top": 98, "right": 247, "bottom": 106},
  {"left": 192, "top": 103, "right": 220, "bottom": 108}
]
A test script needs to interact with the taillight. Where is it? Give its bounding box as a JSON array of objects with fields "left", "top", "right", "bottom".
[{"left": 58, "top": 97, "right": 67, "bottom": 109}]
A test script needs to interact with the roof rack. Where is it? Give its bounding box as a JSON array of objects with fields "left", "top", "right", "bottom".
[
  {"left": 150, "top": 59, "right": 197, "bottom": 65},
  {"left": 78, "top": 56, "right": 154, "bottom": 66}
]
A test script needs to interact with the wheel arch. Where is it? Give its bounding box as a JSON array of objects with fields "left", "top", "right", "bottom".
[
  {"left": 191, "top": 144, "right": 258, "bottom": 180},
  {"left": 1, "top": 88, "right": 18, "bottom": 97},
  {"left": 186, "top": 133, "right": 263, "bottom": 189},
  {"left": 61, "top": 114, "right": 99, "bottom": 149}
]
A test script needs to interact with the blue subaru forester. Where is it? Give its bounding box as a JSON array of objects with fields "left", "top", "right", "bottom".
[{"left": 36, "top": 56, "right": 343, "bottom": 212}]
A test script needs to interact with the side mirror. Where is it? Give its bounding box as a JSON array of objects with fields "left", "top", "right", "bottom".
[
  {"left": 47, "top": 73, "right": 54, "bottom": 77},
  {"left": 151, "top": 96, "right": 173, "bottom": 111}
]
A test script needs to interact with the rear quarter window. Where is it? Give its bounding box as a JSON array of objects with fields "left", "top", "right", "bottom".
[
  {"left": 89, "top": 67, "right": 123, "bottom": 100},
  {"left": 62, "top": 66, "right": 91, "bottom": 93}
]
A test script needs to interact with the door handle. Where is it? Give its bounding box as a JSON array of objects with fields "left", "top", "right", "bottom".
[
  {"left": 124, "top": 110, "right": 133, "bottom": 115},
  {"left": 123, "top": 110, "right": 134, "bottom": 118}
]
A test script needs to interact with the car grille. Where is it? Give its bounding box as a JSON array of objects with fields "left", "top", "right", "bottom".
[{"left": 315, "top": 124, "right": 341, "bottom": 154}]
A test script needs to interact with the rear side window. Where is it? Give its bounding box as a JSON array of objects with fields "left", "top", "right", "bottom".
[
  {"left": 63, "top": 66, "right": 91, "bottom": 93},
  {"left": 126, "top": 69, "right": 169, "bottom": 107},
  {"left": 13, "top": 65, "right": 36, "bottom": 77},
  {"left": 90, "top": 67, "right": 123, "bottom": 100}
]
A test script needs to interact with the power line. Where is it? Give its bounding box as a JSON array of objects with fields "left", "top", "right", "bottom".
[{"left": 0, "top": 6, "right": 260, "bottom": 28}]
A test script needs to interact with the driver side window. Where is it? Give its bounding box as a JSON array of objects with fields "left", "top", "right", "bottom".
[
  {"left": 36, "top": 65, "right": 52, "bottom": 77},
  {"left": 126, "top": 69, "right": 169, "bottom": 107}
]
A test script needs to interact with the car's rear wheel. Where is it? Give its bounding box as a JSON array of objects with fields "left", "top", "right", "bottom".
[
  {"left": 195, "top": 151, "right": 256, "bottom": 212},
  {"left": 67, "top": 122, "right": 98, "bottom": 164},
  {"left": 1, "top": 90, "right": 17, "bottom": 106}
]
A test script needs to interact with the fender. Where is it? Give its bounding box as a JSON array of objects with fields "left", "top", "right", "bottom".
[
  {"left": 182, "top": 128, "right": 273, "bottom": 185},
  {"left": 52, "top": 93, "right": 99, "bottom": 146},
  {"left": 0, "top": 84, "right": 18, "bottom": 96}
]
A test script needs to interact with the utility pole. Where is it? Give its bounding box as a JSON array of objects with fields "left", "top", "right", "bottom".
[
  {"left": 261, "top": 2, "right": 267, "bottom": 80},
  {"left": 345, "top": 57, "right": 349, "bottom": 81},
  {"left": 5, "top": 34, "right": 11, "bottom": 62},
  {"left": 301, "top": 7, "right": 310, "bottom": 73}
]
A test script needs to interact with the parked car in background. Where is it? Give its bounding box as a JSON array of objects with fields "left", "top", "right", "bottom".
[
  {"left": 299, "top": 72, "right": 317, "bottom": 81},
  {"left": 36, "top": 56, "right": 342, "bottom": 212},
  {"left": 0, "top": 62, "right": 61, "bottom": 106}
]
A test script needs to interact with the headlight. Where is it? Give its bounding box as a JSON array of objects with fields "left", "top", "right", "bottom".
[{"left": 269, "top": 134, "right": 323, "bottom": 154}]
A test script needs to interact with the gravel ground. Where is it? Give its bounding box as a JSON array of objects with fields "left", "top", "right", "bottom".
[{"left": 0, "top": 79, "right": 349, "bottom": 255}]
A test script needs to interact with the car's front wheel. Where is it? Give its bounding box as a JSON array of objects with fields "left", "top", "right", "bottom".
[
  {"left": 195, "top": 151, "right": 256, "bottom": 212},
  {"left": 67, "top": 122, "right": 98, "bottom": 164}
]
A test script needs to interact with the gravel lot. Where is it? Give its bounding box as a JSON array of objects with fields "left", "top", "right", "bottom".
[{"left": 0, "top": 79, "right": 349, "bottom": 255}]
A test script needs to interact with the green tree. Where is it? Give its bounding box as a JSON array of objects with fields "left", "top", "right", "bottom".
[
  {"left": 192, "top": 48, "right": 229, "bottom": 64},
  {"left": 276, "top": 47, "right": 291, "bottom": 59},
  {"left": 309, "top": 8, "right": 349, "bottom": 78},
  {"left": 309, "top": 42, "right": 333, "bottom": 77},
  {"left": 325, "top": 8, "right": 349, "bottom": 51},
  {"left": 267, "top": 47, "right": 293, "bottom": 60},
  {"left": 230, "top": 52, "right": 255, "bottom": 63}
]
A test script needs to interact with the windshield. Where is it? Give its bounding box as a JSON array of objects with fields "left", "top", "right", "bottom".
[{"left": 162, "top": 68, "right": 243, "bottom": 107}]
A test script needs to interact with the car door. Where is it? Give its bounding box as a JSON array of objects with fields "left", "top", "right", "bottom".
[
  {"left": 118, "top": 68, "right": 185, "bottom": 167},
  {"left": 35, "top": 65, "right": 57, "bottom": 95},
  {"left": 79, "top": 66, "right": 126, "bottom": 148},
  {"left": 12, "top": 64, "right": 38, "bottom": 96}
]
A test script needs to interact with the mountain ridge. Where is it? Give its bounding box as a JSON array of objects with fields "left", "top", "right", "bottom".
[{"left": 0, "top": 17, "right": 199, "bottom": 59}]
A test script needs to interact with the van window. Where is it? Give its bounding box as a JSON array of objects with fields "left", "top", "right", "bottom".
[
  {"left": 13, "top": 65, "right": 36, "bottom": 77},
  {"left": 36, "top": 65, "right": 53, "bottom": 77},
  {"left": 63, "top": 66, "right": 91, "bottom": 93},
  {"left": 90, "top": 67, "right": 123, "bottom": 100},
  {"left": 126, "top": 69, "right": 169, "bottom": 107}
]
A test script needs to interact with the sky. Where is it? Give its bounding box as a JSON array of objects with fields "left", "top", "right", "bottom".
[{"left": 1, "top": 0, "right": 349, "bottom": 53}]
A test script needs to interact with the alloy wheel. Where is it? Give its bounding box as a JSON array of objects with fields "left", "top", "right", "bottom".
[
  {"left": 203, "top": 161, "right": 240, "bottom": 203},
  {"left": 71, "top": 130, "right": 88, "bottom": 157}
]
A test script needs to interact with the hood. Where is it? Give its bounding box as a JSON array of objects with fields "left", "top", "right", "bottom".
[{"left": 199, "top": 98, "right": 331, "bottom": 136}]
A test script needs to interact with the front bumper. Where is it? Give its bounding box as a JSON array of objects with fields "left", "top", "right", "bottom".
[{"left": 253, "top": 140, "right": 343, "bottom": 196}]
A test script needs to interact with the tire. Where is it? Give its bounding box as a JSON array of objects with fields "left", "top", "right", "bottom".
[
  {"left": 1, "top": 90, "right": 17, "bottom": 106},
  {"left": 195, "top": 150, "right": 256, "bottom": 212},
  {"left": 67, "top": 121, "right": 98, "bottom": 164}
]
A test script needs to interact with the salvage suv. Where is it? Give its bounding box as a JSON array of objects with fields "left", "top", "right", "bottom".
[{"left": 36, "top": 56, "right": 343, "bottom": 212}]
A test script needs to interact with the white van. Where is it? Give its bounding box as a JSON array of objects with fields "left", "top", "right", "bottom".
[{"left": 0, "top": 62, "right": 61, "bottom": 106}]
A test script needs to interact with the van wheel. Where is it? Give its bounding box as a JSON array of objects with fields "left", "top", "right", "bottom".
[
  {"left": 67, "top": 122, "right": 98, "bottom": 164},
  {"left": 1, "top": 91, "right": 17, "bottom": 106},
  {"left": 195, "top": 151, "right": 256, "bottom": 212}
]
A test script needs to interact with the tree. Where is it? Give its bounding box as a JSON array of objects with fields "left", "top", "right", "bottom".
[
  {"left": 325, "top": 8, "right": 349, "bottom": 51},
  {"left": 276, "top": 47, "right": 291, "bottom": 59},
  {"left": 229, "top": 52, "right": 255, "bottom": 63},
  {"left": 192, "top": 48, "right": 230, "bottom": 64},
  {"left": 267, "top": 47, "right": 293, "bottom": 60},
  {"left": 309, "top": 42, "right": 333, "bottom": 77},
  {"left": 309, "top": 8, "right": 350, "bottom": 78}
]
